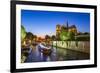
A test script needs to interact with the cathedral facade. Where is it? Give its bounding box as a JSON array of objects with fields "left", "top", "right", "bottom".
[{"left": 56, "top": 22, "right": 77, "bottom": 39}]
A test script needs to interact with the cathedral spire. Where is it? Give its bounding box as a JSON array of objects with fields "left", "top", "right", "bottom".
[{"left": 66, "top": 21, "right": 69, "bottom": 28}]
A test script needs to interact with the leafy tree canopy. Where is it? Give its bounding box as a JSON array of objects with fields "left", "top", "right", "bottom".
[
  {"left": 60, "top": 30, "right": 75, "bottom": 41},
  {"left": 21, "top": 25, "right": 26, "bottom": 41}
]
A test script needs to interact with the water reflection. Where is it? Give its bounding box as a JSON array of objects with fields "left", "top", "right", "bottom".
[
  {"left": 55, "top": 46, "right": 90, "bottom": 61},
  {"left": 24, "top": 44, "right": 90, "bottom": 63}
]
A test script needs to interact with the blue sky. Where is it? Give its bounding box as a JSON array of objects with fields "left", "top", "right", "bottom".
[{"left": 21, "top": 10, "right": 90, "bottom": 37}]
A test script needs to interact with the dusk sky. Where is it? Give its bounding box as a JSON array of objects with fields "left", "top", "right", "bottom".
[{"left": 21, "top": 10, "right": 90, "bottom": 37}]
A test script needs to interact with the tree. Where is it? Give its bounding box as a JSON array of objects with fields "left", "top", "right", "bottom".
[
  {"left": 45, "top": 35, "right": 50, "bottom": 40},
  {"left": 21, "top": 25, "right": 26, "bottom": 41},
  {"left": 68, "top": 32, "right": 75, "bottom": 41},
  {"left": 25, "top": 32, "right": 34, "bottom": 41},
  {"left": 84, "top": 32, "right": 90, "bottom": 35},
  {"left": 51, "top": 35, "right": 56, "bottom": 41},
  {"left": 33, "top": 35, "right": 37, "bottom": 42},
  {"left": 60, "top": 30, "right": 68, "bottom": 41},
  {"left": 60, "top": 30, "right": 75, "bottom": 41},
  {"left": 45, "top": 35, "right": 51, "bottom": 45}
]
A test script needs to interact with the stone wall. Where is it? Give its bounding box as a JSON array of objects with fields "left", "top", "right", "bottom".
[{"left": 52, "top": 41, "right": 90, "bottom": 53}]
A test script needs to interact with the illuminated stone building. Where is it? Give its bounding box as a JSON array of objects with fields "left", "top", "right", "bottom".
[
  {"left": 56, "top": 24, "right": 61, "bottom": 39},
  {"left": 56, "top": 22, "right": 77, "bottom": 39},
  {"left": 68, "top": 25, "right": 77, "bottom": 35}
]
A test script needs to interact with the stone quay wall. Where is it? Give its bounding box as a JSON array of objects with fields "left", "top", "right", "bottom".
[{"left": 52, "top": 41, "right": 90, "bottom": 53}]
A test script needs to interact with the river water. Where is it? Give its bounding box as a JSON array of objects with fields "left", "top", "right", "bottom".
[{"left": 25, "top": 45, "right": 90, "bottom": 63}]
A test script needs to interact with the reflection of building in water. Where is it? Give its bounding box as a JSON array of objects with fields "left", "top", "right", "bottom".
[{"left": 56, "top": 22, "right": 77, "bottom": 39}]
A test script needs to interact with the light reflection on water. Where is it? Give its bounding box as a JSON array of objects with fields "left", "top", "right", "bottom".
[
  {"left": 24, "top": 45, "right": 90, "bottom": 63},
  {"left": 53, "top": 46, "right": 90, "bottom": 61}
]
